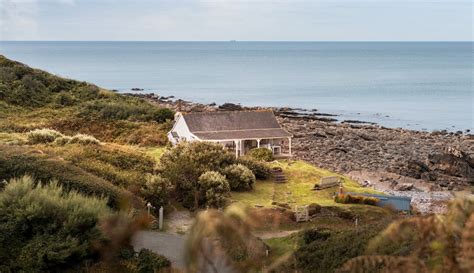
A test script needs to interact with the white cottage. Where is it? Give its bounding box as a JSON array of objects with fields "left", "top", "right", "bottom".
[{"left": 167, "top": 110, "right": 292, "bottom": 157}]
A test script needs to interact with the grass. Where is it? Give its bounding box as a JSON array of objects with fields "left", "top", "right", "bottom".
[
  {"left": 232, "top": 159, "right": 382, "bottom": 208},
  {"left": 264, "top": 233, "right": 300, "bottom": 264},
  {"left": 146, "top": 146, "right": 168, "bottom": 161}
]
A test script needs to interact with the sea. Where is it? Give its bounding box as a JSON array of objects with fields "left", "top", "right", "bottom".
[{"left": 1, "top": 41, "right": 472, "bottom": 132}]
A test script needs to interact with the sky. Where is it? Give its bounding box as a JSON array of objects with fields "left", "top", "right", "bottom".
[{"left": 0, "top": 0, "right": 472, "bottom": 41}]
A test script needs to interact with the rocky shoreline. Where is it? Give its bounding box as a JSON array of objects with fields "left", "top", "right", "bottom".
[{"left": 126, "top": 92, "right": 474, "bottom": 213}]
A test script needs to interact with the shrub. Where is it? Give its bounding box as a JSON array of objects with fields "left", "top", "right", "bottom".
[
  {"left": 334, "top": 193, "right": 379, "bottom": 206},
  {"left": 222, "top": 164, "right": 256, "bottom": 191},
  {"left": 303, "top": 228, "right": 331, "bottom": 244},
  {"left": 236, "top": 157, "right": 271, "bottom": 180},
  {"left": 54, "top": 92, "right": 77, "bottom": 106},
  {"left": 158, "top": 141, "right": 235, "bottom": 209},
  {"left": 294, "top": 223, "right": 389, "bottom": 273},
  {"left": 0, "top": 176, "right": 110, "bottom": 272},
  {"left": 198, "top": 171, "right": 230, "bottom": 208},
  {"left": 135, "top": 249, "right": 171, "bottom": 273},
  {"left": 26, "top": 128, "right": 64, "bottom": 144},
  {"left": 0, "top": 145, "right": 129, "bottom": 208},
  {"left": 140, "top": 174, "right": 172, "bottom": 209},
  {"left": 248, "top": 147, "right": 274, "bottom": 162},
  {"left": 69, "top": 133, "right": 101, "bottom": 145},
  {"left": 308, "top": 203, "right": 322, "bottom": 216},
  {"left": 53, "top": 135, "right": 72, "bottom": 146},
  {"left": 81, "top": 100, "right": 174, "bottom": 123}
]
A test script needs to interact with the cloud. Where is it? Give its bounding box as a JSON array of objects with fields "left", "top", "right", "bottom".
[{"left": 0, "top": 0, "right": 39, "bottom": 40}]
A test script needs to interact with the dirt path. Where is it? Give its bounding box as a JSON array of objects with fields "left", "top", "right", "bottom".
[
  {"left": 165, "top": 208, "right": 194, "bottom": 234},
  {"left": 254, "top": 229, "right": 300, "bottom": 240}
]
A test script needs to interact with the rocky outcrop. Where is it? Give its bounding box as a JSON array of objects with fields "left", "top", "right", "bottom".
[{"left": 279, "top": 114, "right": 473, "bottom": 190}]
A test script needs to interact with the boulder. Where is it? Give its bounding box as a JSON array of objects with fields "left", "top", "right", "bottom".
[
  {"left": 219, "top": 103, "right": 243, "bottom": 111},
  {"left": 427, "top": 153, "right": 473, "bottom": 178}
]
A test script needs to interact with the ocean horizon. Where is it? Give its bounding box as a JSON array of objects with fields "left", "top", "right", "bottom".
[{"left": 1, "top": 41, "right": 472, "bottom": 132}]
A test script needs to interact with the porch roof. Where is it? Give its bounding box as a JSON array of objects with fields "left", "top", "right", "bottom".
[{"left": 193, "top": 128, "right": 291, "bottom": 141}]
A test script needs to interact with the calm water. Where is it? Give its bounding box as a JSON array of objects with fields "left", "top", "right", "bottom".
[{"left": 1, "top": 41, "right": 472, "bottom": 131}]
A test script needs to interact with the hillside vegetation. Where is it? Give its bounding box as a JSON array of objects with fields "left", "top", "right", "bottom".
[{"left": 0, "top": 55, "right": 173, "bottom": 145}]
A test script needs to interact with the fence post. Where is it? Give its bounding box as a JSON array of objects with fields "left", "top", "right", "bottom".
[{"left": 159, "top": 206, "right": 164, "bottom": 230}]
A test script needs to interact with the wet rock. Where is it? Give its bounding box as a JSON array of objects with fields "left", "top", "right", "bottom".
[{"left": 219, "top": 103, "right": 243, "bottom": 111}]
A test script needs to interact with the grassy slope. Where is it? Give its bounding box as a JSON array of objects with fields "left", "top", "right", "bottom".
[
  {"left": 0, "top": 56, "right": 175, "bottom": 208},
  {"left": 232, "top": 159, "right": 382, "bottom": 207},
  {"left": 0, "top": 55, "right": 173, "bottom": 146}
]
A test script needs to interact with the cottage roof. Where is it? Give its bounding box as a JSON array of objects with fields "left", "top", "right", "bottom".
[{"left": 182, "top": 110, "right": 292, "bottom": 140}]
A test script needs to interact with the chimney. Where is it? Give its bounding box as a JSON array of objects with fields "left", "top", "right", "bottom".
[{"left": 177, "top": 99, "right": 182, "bottom": 112}]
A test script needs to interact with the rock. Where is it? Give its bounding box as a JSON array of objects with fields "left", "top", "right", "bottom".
[
  {"left": 427, "top": 153, "right": 473, "bottom": 178},
  {"left": 395, "top": 183, "right": 414, "bottom": 191},
  {"left": 219, "top": 103, "right": 243, "bottom": 111}
]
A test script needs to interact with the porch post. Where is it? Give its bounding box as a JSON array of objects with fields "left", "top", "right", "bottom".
[
  {"left": 257, "top": 139, "right": 261, "bottom": 148},
  {"left": 288, "top": 137, "right": 292, "bottom": 156},
  {"left": 234, "top": 140, "right": 239, "bottom": 158}
]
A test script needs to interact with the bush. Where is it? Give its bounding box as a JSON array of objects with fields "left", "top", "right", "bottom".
[
  {"left": 294, "top": 223, "right": 389, "bottom": 273},
  {"left": 302, "top": 228, "right": 331, "bottom": 244},
  {"left": 198, "top": 171, "right": 230, "bottom": 208},
  {"left": 158, "top": 142, "right": 235, "bottom": 209},
  {"left": 236, "top": 157, "right": 271, "bottom": 180},
  {"left": 54, "top": 92, "right": 77, "bottom": 106},
  {"left": 26, "top": 128, "right": 64, "bottom": 144},
  {"left": 53, "top": 135, "right": 72, "bottom": 146},
  {"left": 222, "top": 164, "right": 255, "bottom": 191},
  {"left": 69, "top": 133, "right": 101, "bottom": 145},
  {"left": 0, "top": 144, "right": 129, "bottom": 208},
  {"left": 0, "top": 176, "right": 110, "bottom": 272},
  {"left": 140, "top": 174, "right": 172, "bottom": 209},
  {"left": 81, "top": 100, "right": 174, "bottom": 123},
  {"left": 248, "top": 147, "right": 274, "bottom": 162},
  {"left": 334, "top": 193, "right": 379, "bottom": 206},
  {"left": 136, "top": 249, "right": 171, "bottom": 273},
  {"left": 308, "top": 203, "right": 322, "bottom": 216}
]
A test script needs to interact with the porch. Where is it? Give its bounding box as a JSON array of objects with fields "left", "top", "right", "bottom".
[{"left": 215, "top": 137, "right": 292, "bottom": 158}]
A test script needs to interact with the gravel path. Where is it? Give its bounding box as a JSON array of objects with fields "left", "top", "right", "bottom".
[{"left": 132, "top": 231, "right": 187, "bottom": 269}]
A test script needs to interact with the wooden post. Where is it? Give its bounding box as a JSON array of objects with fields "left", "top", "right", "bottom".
[{"left": 257, "top": 139, "right": 261, "bottom": 148}]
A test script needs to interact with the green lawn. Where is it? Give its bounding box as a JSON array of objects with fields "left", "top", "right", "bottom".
[{"left": 232, "top": 159, "right": 382, "bottom": 208}]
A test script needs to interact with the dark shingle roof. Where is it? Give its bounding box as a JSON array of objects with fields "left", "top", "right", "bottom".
[{"left": 182, "top": 111, "right": 291, "bottom": 140}]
